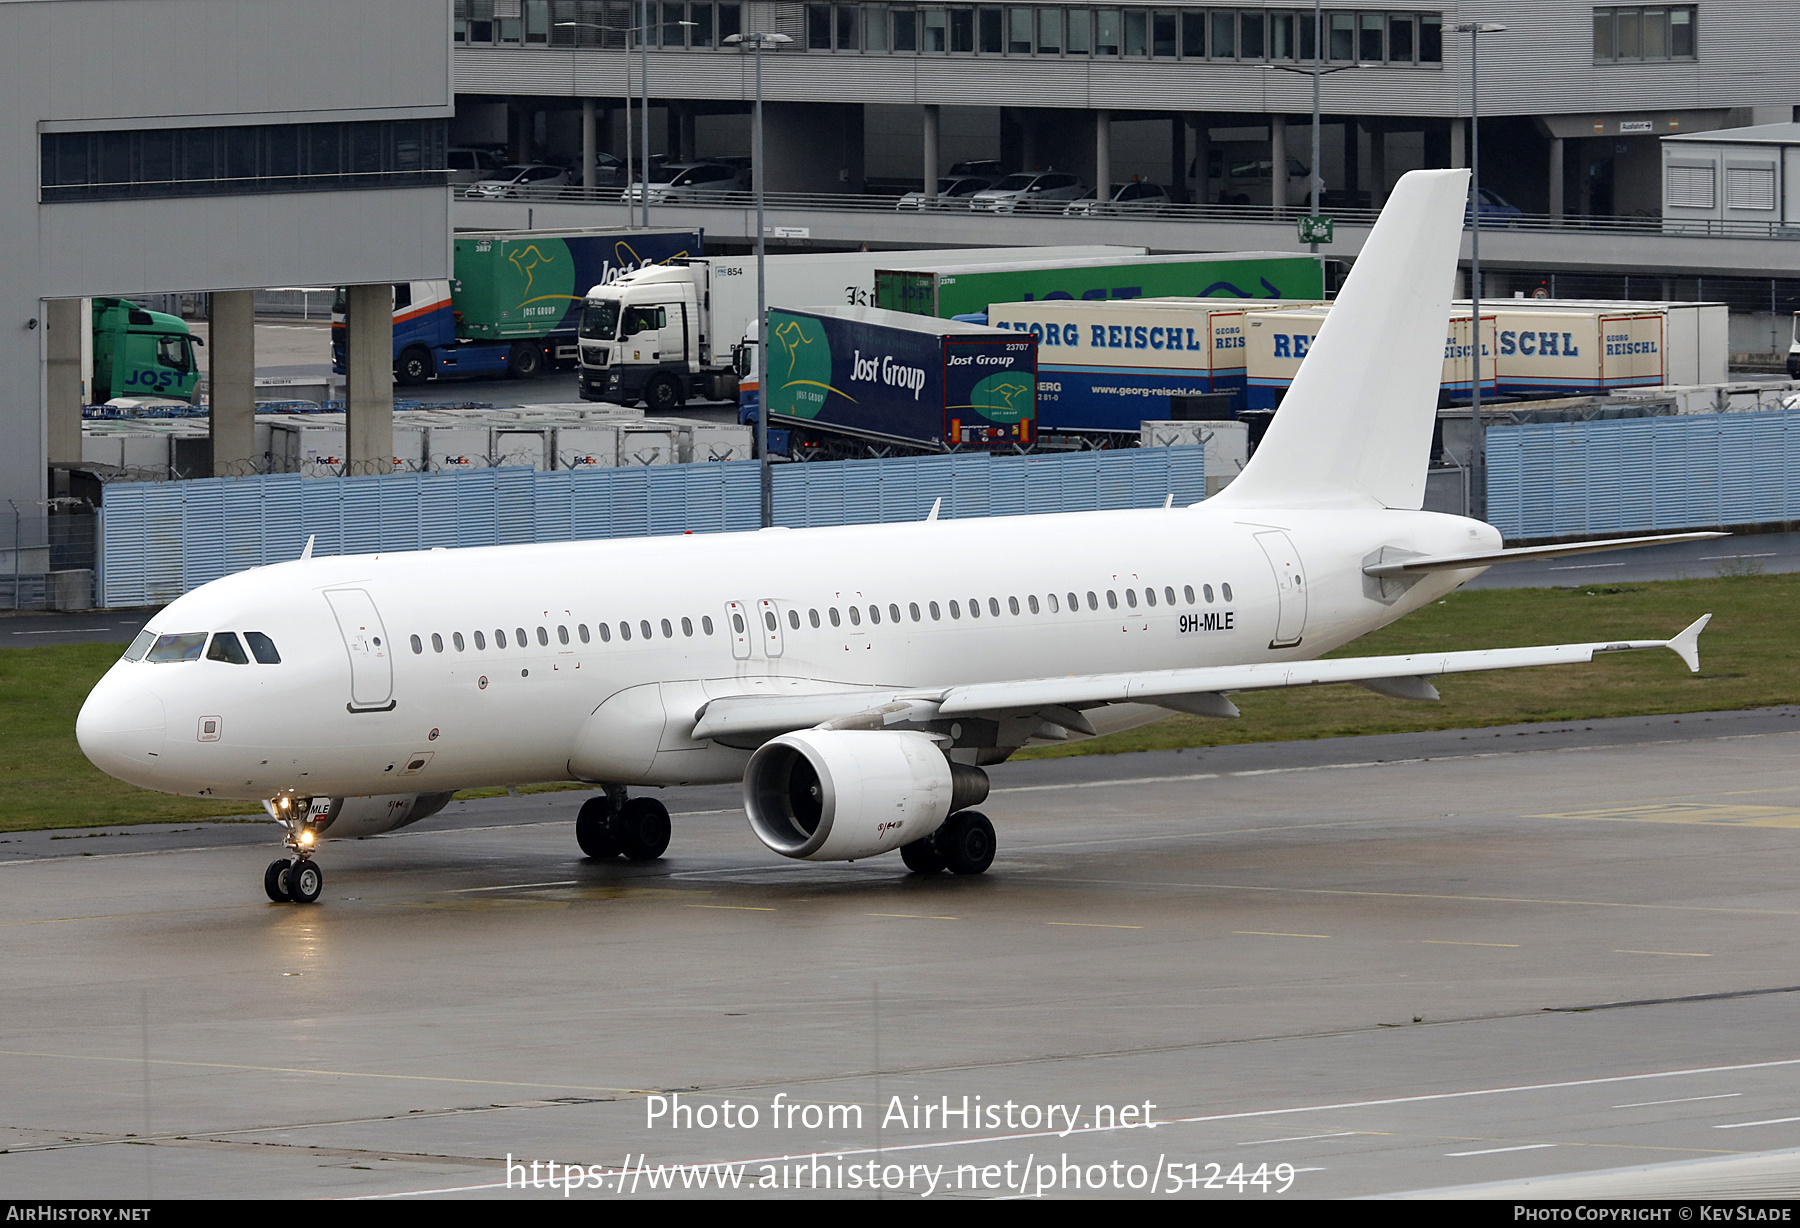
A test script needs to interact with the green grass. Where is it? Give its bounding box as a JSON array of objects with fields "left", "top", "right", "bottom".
[{"left": 3, "top": 573, "right": 1791, "bottom": 832}]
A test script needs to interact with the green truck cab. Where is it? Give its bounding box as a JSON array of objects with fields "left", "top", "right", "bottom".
[{"left": 91, "top": 298, "right": 202, "bottom": 403}]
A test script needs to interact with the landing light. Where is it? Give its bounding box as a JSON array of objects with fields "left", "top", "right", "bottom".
[{"left": 299, "top": 829, "right": 316, "bottom": 847}]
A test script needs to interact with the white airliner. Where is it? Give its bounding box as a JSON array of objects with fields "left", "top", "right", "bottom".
[{"left": 77, "top": 170, "right": 1716, "bottom": 904}]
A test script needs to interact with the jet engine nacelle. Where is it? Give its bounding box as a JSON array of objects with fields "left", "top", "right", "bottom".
[
  {"left": 298, "top": 792, "right": 456, "bottom": 839},
  {"left": 743, "top": 730, "right": 988, "bottom": 862}
]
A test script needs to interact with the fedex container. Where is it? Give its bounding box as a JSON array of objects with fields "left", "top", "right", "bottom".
[
  {"left": 986, "top": 297, "right": 1327, "bottom": 429},
  {"left": 425, "top": 426, "right": 494, "bottom": 473},
  {"left": 1246, "top": 307, "right": 1498, "bottom": 408},
  {"left": 764, "top": 305, "right": 1036, "bottom": 453},
  {"left": 554, "top": 425, "right": 621, "bottom": 470}
]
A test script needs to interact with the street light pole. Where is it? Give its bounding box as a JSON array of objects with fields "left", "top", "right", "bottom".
[
  {"left": 640, "top": 0, "right": 650, "bottom": 227},
  {"left": 725, "top": 30, "right": 793, "bottom": 528},
  {"left": 1453, "top": 21, "right": 1506, "bottom": 523}
]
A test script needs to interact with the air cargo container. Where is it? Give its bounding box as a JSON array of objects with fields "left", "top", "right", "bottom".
[
  {"left": 1245, "top": 307, "right": 1498, "bottom": 408},
  {"left": 986, "top": 297, "right": 1328, "bottom": 430},
  {"left": 873, "top": 251, "right": 1326, "bottom": 321},
  {"left": 763, "top": 306, "right": 1036, "bottom": 455},
  {"left": 574, "top": 244, "right": 1137, "bottom": 417},
  {"left": 333, "top": 227, "right": 705, "bottom": 385}
]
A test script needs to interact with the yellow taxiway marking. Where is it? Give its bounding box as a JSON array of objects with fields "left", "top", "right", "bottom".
[
  {"left": 1047, "top": 922, "right": 1144, "bottom": 929},
  {"left": 867, "top": 913, "right": 959, "bottom": 921},
  {"left": 1234, "top": 930, "right": 1330, "bottom": 939},
  {"left": 1531, "top": 802, "right": 1800, "bottom": 828},
  {"left": 1423, "top": 940, "right": 1520, "bottom": 948},
  {"left": 1615, "top": 949, "right": 1712, "bottom": 957},
  {"left": 687, "top": 904, "right": 776, "bottom": 911}
]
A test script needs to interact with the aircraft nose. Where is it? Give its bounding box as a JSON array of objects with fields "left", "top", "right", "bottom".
[{"left": 76, "top": 678, "right": 167, "bottom": 783}]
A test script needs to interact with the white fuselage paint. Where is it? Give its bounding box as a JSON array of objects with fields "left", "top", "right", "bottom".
[{"left": 76, "top": 503, "right": 1495, "bottom": 804}]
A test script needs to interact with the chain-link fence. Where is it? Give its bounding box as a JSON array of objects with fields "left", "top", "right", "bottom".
[{"left": 1, "top": 508, "right": 97, "bottom": 611}]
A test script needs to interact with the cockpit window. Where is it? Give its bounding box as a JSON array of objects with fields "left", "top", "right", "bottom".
[
  {"left": 244, "top": 632, "right": 281, "bottom": 664},
  {"left": 145, "top": 632, "right": 207, "bottom": 662},
  {"left": 206, "top": 632, "right": 249, "bottom": 664},
  {"left": 123, "top": 629, "right": 156, "bottom": 661}
]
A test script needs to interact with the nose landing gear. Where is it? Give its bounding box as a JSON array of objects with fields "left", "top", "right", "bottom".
[{"left": 264, "top": 796, "right": 326, "bottom": 903}]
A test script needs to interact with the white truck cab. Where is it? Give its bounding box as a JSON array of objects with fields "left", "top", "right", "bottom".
[{"left": 578, "top": 264, "right": 738, "bottom": 411}]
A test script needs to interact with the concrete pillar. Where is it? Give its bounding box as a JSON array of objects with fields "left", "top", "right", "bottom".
[
  {"left": 1368, "top": 120, "right": 1386, "bottom": 206},
  {"left": 1192, "top": 116, "right": 1211, "bottom": 204},
  {"left": 679, "top": 108, "right": 697, "bottom": 162},
  {"left": 1342, "top": 119, "right": 1359, "bottom": 204},
  {"left": 208, "top": 290, "right": 257, "bottom": 477},
  {"left": 922, "top": 104, "right": 940, "bottom": 201},
  {"left": 45, "top": 299, "right": 83, "bottom": 468},
  {"left": 344, "top": 283, "right": 393, "bottom": 478},
  {"left": 1450, "top": 118, "right": 1466, "bottom": 170},
  {"left": 582, "top": 99, "right": 598, "bottom": 191},
  {"left": 1094, "top": 110, "right": 1112, "bottom": 203},
  {"left": 1269, "top": 115, "right": 1286, "bottom": 211},
  {"left": 1020, "top": 110, "right": 1038, "bottom": 173},
  {"left": 1548, "top": 135, "right": 1565, "bottom": 221}
]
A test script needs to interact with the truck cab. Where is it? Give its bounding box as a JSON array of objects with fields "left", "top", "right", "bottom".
[
  {"left": 578, "top": 264, "right": 736, "bottom": 411},
  {"left": 91, "top": 298, "right": 202, "bottom": 403}
]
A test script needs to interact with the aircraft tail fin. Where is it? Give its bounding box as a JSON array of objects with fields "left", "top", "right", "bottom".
[{"left": 1210, "top": 168, "right": 1470, "bottom": 512}]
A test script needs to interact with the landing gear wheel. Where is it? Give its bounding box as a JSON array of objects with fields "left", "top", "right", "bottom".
[
  {"left": 395, "top": 345, "right": 433, "bottom": 386},
  {"left": 264, "top": 858, "right": 293, "bottom": 902},
  {"left": 613, "top": 797, "right": 671, "bottom": 861},
  {"left": 900, "top": 836, "right": 946, "bottom": 875},
  {"left": 287, "top": 860, "right": 324, "bottom": 904},
  {"left": 506, "top": 341, "right": 544, "bottom": 380},
  {"left": 936, "top": 810, "right": 995, "bottom": 876},
  {"left": 576, "top": 795, "right": 622, "bottom": 859},
  {"left": 644, "top": 374, "right": 685, "bottom": 413}
]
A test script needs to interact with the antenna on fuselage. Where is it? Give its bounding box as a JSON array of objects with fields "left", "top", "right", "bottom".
[
  {"left": 300, "top": 535, "right": 315, "bottom": 562},
  {"left": 926, "top": 497, "right": 942, "bottom": 522}
]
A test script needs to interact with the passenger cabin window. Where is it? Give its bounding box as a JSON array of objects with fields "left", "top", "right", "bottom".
[
  {"left": 662, "top": 619, "right": 674, "bottom": 638},
  {"left": 496, "top": 629, "right": 508, "bottom": 647},
  {"left": 1086, "top": 591, "right": 1098, "bottom": 610},
  {"left": 868, "top": 605, "right": 880, "bottom": 624},
  {"left": 929, "top": 601, "right": 941, "bottom": 620},
  {"left": 949, "top": 600, "right": 961, "bottom": 619},
  {"left": 1107, "top": 591, "right": 1119, "bottom": 609},
  {"left": 685, "top": 617, "right": 696, "bottom": 636},
  {"left": 558, "top": 625, "right": 570, "bottom": 645},
  {"left": 619, "top": 622, "right": 632, "bottom": 641},
  {"left": 577, "top": 625, "right": 589, "bottom": 644},
  {"left": 849, "top": 606, "right": 862, "bottom": 626},
  {"left": 1222, "top": 583, "right": 1234, "bottom": 601},
  {"left": 702, "top": 616, "right": 714, "bottom": 635},
  {"left": 410, "top": 635, "right": 424, "bottom": 655},
  {"left": 968, "top": 599, "right": 980, "bottom": 619},
  {"left": 598, "top": 624, "right": 612, "bottom": 642},
  {"left": 1203, "top": 585, "right": 1214, "bottom": 602},
  {"left": 809, "top": 609, "right": 821, "bottom": 628},
  {"left": 207, "top": 632, "right": 249, "bottom": 664},
  {"left": 537, "top": 627, "right": 549, "bottom": 646},
  {"left": 829, "top": 608, "right": 841, "bottom": 627},
  {"left": 515, "top": 626, "right": 528, "bottom": 646},
  {"left": 787, "top": 610, "right": 800, "bottom": 630},
  {"left": 1028, "top": 595, "right": 1039, "bottom": 614},
  {"left": 432, "top": 633, "right": 444, "bottom": 652},
  {"left": 640, "top": 620, "right": 653, "bottom": 640}
]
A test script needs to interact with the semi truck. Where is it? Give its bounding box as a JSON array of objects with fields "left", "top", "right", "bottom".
[
  {"left": 986, "top": 296, "right": 1327, "bottom": 429},
  {"left": 1246, "top": 306, "right": 1499, "bottom": 407},
  {"left": 873, "top": 251, "right": 1327, "bottom": 320},
  {"left": 571, "top": 245, "right": 1138, "bottom": 414},
  {"left": 90, "top": 298, "right": 202, "bottom": 403},
  {"left": 761, "top": 306, "right": 1036, "bottom": 456},
  {"left": 332, "top": 227, "right": 704, "bottom": 385},
  {"left": 1452, "top": 299, "right": 1727, "bottom": 389}
]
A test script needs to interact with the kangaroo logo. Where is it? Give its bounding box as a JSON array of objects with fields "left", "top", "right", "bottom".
[{"left": 508, "top": 244, "right": 555, "bottom": 301}]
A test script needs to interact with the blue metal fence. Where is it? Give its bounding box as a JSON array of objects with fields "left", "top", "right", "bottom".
[
  {"left": 1487, "top": 408, "right": 1800, "bottom": 541},
  {"left": 99, "top": 448, "right": 1206, "bottom": 608}
]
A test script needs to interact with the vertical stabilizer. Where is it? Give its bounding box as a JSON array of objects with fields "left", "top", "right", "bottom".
[{"left": 1210, "top": 169, "right": 1470, "bottom": 511}]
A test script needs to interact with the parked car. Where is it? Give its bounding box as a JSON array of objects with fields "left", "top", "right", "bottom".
[
  {"left": 1220, "top": 157, "right": 1312, "bottom": 207},
  {"left": 464, "top": 163, "right": 571, "bottom": 198},
  {"left": 1467, "top": 187, "right": 1524, "bottom": 226},
  {"left": 447, "top": 147, "right": 506, "bottom": 185},
  {"left": 896, "top": 176, "right": 993, "bottom": 210},
  {"left": 968, "top": 171, "right": 1089, "bottom": 214},
  {"left": 1064, "top": 180, "right": 1172, "bottom": 217},
  {"left": 623, "top": 161, "right": 750, "bottom": 205}
]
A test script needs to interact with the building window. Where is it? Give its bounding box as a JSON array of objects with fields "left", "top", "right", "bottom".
[
  {"left": 1595, "top": 6, "right": 1693, "bottom": 61},
  {"left": 1665, "top": 162, "right": 1716, "bottom": 210},
  {"left": 1725, "top": 164, "right": 1777, "bottom": 211},
  {"left": 41, "top": 120, "right": 448, "bottom": 203}
]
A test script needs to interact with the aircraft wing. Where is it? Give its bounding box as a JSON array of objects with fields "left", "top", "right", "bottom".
[
  {"left": 692, "top": 616, "right": 1711, "bottom": 741},
  {"left": 1363, "top": 533, "right": 1727, "bottom": 577}
]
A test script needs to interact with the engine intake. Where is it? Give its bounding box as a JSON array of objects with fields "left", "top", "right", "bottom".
[{"left": 744, "top": 730, "right": 987, "bottom": 861}]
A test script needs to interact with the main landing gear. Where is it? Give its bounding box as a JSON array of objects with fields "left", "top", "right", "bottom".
[
  {"left": 576, "top": 788, "right": 672, "bottom": 862},
  {"left": 901, "top": 810, "right": 995, "bottom": 877},
  {"left": 265, "top": 796, "right": 325, "bottom": 903}
]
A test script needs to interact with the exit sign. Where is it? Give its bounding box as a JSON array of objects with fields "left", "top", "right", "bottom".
[{"left": 1297, "top": 215, "right": 1334, "bottom": 244}]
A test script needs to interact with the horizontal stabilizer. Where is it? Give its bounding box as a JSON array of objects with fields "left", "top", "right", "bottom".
[{"left": 1364, "top": 532, "right": 1730, "bottom": 578}]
